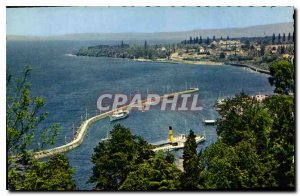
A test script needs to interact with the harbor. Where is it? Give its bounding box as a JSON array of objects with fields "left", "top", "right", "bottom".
[{"left": 33, "top": 88, "right": 200, "bottom": 159}]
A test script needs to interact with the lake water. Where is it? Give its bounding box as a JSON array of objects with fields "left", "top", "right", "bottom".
[{"left": 7, "top": 41, "right": 274, "bottom": 190}]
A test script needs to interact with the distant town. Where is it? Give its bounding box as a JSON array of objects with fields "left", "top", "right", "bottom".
[{"left": 76, "top": 32, "right": 294, "bottom": 72}]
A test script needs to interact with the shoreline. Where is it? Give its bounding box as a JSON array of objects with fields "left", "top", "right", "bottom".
[
  {"left": 133, "top": 58, "right": 224, "bottom": 66},
  {"left": 227, "top": 62, "right": 270, "bottom": 75},
  {"left": 73, "top": 54, "right": 269, "bottom": 74}
]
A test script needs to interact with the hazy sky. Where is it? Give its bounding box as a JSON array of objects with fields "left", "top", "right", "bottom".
[{"left": 7, "top": 7, "right": 294, "bottom": 36}]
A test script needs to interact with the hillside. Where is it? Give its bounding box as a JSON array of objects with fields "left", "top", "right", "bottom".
[{"left": 7, "top": 22, "right": 293, "bottom": 42}]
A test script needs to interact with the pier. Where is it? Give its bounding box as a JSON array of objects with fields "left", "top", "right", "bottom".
[
  {"left": 33, "top": 88, "right": 199, "bottom": 159},
  {"left": 229, "top": 63, "right": 270, "bottom": 74}
]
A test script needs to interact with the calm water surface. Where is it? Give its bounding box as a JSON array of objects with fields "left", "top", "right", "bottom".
[{"left": 7, "top": 41, "right": 274, "bottom": 189}]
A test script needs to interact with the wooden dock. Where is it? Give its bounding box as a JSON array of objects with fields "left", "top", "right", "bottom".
[{"left": 33, "top": 88, "right": 199, "bottom": 159}]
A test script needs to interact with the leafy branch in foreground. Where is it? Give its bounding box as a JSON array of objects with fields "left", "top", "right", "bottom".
[{"left": 7, "top": 66, "right": 76, "bottom": 190}]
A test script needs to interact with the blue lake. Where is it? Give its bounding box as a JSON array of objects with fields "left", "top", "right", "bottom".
[{"left": 7, "top": 41, "right": 274, "bottom": 190}]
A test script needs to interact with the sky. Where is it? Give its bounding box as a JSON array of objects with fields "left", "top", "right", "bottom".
[{"left": 6, "top": 6, "right": 294, "bottom": 36}]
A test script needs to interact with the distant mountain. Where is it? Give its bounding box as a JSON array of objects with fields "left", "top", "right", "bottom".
[{"left": 7, "top": 22, "right": 293, "bottom": 43}]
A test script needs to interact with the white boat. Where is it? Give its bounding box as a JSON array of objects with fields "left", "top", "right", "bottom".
[
  {"left": 109, "top": 109, "right": 129, "bottom": 122},
  {"left": 153, "top": 126, "right": 205, "bottom": 152},
  {"left": 189, "top": 87, "right": 199, "bottom": 91},
  {"left": 101, "top": 127, "right": 111, "bottom": 141},
  {"left": 203, "top": 119, "right": 217, "bottom": 125},
  {"left": 168, "top": 134, "right": 205, "bottom": 144}
]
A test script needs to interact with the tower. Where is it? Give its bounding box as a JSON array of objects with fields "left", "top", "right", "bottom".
[{"left": 169, "top": 126, "right": 174, "bottom": 143}]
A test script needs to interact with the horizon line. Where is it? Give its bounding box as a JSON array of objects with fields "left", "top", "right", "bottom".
[{"left": 7, "top": 21, "right": 293, "bottom": 38}]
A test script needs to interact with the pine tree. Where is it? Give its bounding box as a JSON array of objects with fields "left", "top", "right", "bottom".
[
  {"left": 288, "top": 32, "right": 291, "bottom": 42},
  {"left": 206, "top": 37, "right": 210, "bottom": 45},
  {"left": 283, "top": 33, "right": 286, "bottom": 43},
  {"left": 199, "top": 36, "right": 202, "bottom": 44},
  {"left": 181, "top": 130, "right": 203, "bottom": 190},
  {"left": 189, "top": 36, "right": 193, "bottom": 44},
  {"left": 213, "top": 35, "right": 216, "bottom": 41},
  {"left": 182, "top": 130, "right": 197, "bottom": 169},
  {"left": 144, "top": 40, "right": 147, "bottom": 50},
  {"left": 278, "top": 33, "right": 281, "bottom": 44},
  {"left": 272, "top": 33, "right": 276, "bottom": 44}
]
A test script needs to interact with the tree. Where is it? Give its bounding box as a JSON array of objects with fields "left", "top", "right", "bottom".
[
  {"left": 181, "top": 130, "right": 204, "bottom": 190},
  {"left": 283, "top": 33, "right": 286, "bottom": 43},
  {"left": 206, "top": 37, "right": 210, "bottom": 45},
  {"left": 9, "top": 154, "right": 76, "bottom": 190},
  {"left": 278, "top": 33, "right": 281, "bottom": 44},
  {"left": 89, "top": 124, "right": 154, "bottom": 190},
  {"left": 217, "top": 92, "right": 274, "bottom": 148},
  {"left": 199, "top": 36, "right": 202, "bottom": 44},
  {"left": 220, "top": 36, "right": 223, "bottom": 40},
  {"left": 7, "top": 67, "right": 60, "bottom": 155},
  {"left": 280, "top": 45, "right": 286, "bottom": 54},
  {"left": 269, "top": 60, "right": 294, "bottom": 94},
  {"left": 119, "top": 153, "right": 181, "bottom": 190},
  {"left": 227, "top": 36, "right": 230, "bottom": 40},
  {"left": 7, "top": 66, "right": 76, "bottom": 190},
  {"left": 144, "top": 40, "right": 147, "bottom": 50},
  {"left": 219, "top": 52, "right": 226, "bottom": 59},
  {"left": 264, "top": 95, "right": 295, "bottom": 187},
  {"left": 260, "top": 44, "right": 266, "bottom": 56},
  {"left": 202, "top": 140, "right": 269, "bottom": 189},
  {"left": 182, "top": 130, "right": 197, "bottom": 168},
  {"left": 272, "top": 33, "right": 276, "bottom": 44},
  {"left": 205, "top": 92, "right": 294, "bottom": 189},
  {"left": 189, "top": 36, "right": 193, "bottom": 44},
  {"left": 213, "top": 35, "right": 216, "bottom": 41},
  {"left": 245, "top": 40, "right": 250, "bottom": 49},
  {"left": 287, "top": 32, "right": 291, "bottom": 42}
]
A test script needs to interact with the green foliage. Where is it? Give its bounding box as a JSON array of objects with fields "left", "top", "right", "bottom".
[
  {"left": 269, "top": 60, "right": 294, "bottom": 94},
  {"left": 205, "top": 93, "right": 295, "bottom": 189},
  {"left": 202, "top": 140, "right": 270, "bottom": 189},
  {"left": 181, "top": 130, "right": 204, "bottom": 190},
  {"left": 264, "top": 95, "right": 295, "bottom": 187},
  {"left": 89, "top": 124, "right": 155, "bottom": 190},
  {"left": 8, "top": 154, "right": 76, "bottom": 190},
  {"left": 7, "top": 66, "right": 76, "bottom": 190},
  {"left": 120, "top": 153, "right": 181, "bottom": 191},
  {"left": 77, "top": 43, "right": 170, "bottom": 60},
  {"left": 219, "top": 52, "right": 226, "bottom": 59},
  {"left": 182, "top": 130, "right": 197, "bottom": 169},
  {"left": 90, "top": 91, "right": 294, "bottom": 190},
  {"left": 89, "top": 124, "right": 183, "bottom": 191},
  {"left": 7, "top": 66, "right": 60, "bottom": 155}
]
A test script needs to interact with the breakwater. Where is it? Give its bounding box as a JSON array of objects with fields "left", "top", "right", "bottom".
[
  {"left": 33, "top": 88, "right": 199, "bottom": 159},
  {"left": 229, "top": 63, "right": 270, "bottom": 74}
]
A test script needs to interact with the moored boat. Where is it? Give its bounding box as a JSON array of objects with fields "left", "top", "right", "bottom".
[
  {"left": 153, "top": 126, "right": 205, "bottom": 152},
  {"left": 109, "top": 109, "right": 129, "bottom": 121}
]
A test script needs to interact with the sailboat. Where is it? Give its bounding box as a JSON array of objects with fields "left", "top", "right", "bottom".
[{"left": 101, "top": 126, "right": 111, "bottom": 141}]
